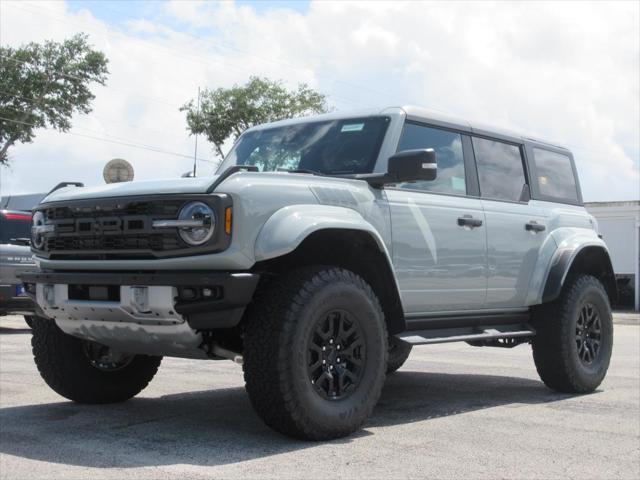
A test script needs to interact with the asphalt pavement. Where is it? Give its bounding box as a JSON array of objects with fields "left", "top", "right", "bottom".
[{"left": 0, "top": 313, "right": 638, "bottom": 479}]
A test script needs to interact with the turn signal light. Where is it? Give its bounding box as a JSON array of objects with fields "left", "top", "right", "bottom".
[{"left": 225, "top": 207, "right": 232, "bottom": 235}]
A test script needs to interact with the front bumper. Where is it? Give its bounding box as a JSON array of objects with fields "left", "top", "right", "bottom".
[{"left": 20, "top": 271, "right": 260, "bottom": 331}]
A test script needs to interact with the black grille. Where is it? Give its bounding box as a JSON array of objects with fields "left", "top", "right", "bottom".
[
  {"left": 45, "top": 233, "right": 180, "bottom": 252},
  {"left": 33, "top": 194, "right": 232, "bottom": 260},
  {"left": 43, "top": 200, "right": 184, "bottom": 220}
]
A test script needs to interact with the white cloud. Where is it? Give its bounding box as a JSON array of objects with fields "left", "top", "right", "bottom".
[{"left": 1, "top": 0, "right": 638, "bottom": 201}]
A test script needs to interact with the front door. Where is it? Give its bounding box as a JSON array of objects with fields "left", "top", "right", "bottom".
[{"left": 386, "top": 122, "right": 487, "bottom": 314}]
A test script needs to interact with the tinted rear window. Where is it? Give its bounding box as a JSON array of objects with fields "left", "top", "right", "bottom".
[
  {"left": 531, "top": 148, "right": 579, "bottom": 202},
  {"left": 472, "top": 137, "right": 527, "bottom": 202},
  {"left": 0, "top": 214, "right": 31, "bottom": 245}
]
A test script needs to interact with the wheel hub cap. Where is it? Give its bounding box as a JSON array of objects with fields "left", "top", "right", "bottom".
[
  {"left": 307, "top": 310, "right": 365, "bottom": 400},
  {"left": 575, "top": 303, "right": 602, "bottom": 365}
]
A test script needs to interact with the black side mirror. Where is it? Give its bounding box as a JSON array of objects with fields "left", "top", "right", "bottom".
[
  {"left": 345, "top": 148, "right": 437, "bottom": 188},
  {"left": 388, "top": 149, "right": 437, "bottom": 184}
]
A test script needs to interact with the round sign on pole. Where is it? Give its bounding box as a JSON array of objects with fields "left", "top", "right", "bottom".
[{"left": 103, "top": 159, "right": 134, "bottom": 184}]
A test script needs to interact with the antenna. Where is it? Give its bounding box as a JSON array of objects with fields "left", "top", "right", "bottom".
[{"left": 192, "top": 86, "right": 200, "bottom": 177}]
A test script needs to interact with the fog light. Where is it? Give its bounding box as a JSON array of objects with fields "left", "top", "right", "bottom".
[
  {"left": 202, "top": 287, "right": 213, "bottom": 298},
  {"left": 131, "top": 286, "right": 150, "bottom": 313}
]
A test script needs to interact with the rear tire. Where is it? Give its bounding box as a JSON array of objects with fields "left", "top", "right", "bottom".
[
  {"left": 387, "top": 337, "right": 412, "bottom": 374},
  {"left": 243, "top": 266, "right": 388, "bottom": 440},
  {"left": 31, "top": 318, "right": 162, "bottom": 403},
  {"left": 531, "top": 274, "right": 613, "bottom": 393}
]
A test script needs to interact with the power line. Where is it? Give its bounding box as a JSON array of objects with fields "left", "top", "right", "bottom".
[
  {"left": 0, "top": 88, "right": 190, "bottom": 139},
  {"left": 0, "top": 115, "right": 217, "bottom": 163}
]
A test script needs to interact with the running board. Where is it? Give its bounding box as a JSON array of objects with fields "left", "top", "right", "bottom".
[{"left": 396, "top": 323, "right": 536, "bottom": 346}]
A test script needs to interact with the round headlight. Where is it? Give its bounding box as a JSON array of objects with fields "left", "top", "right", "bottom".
[
  {"left": 178, "top": 201, "right": 215, "bottom": 246},
  {"left": 31, "top": 211, "right": 46, "bottom": 249}
]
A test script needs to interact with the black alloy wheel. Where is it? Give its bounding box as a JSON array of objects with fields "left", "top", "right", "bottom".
[
  {"left": 307, "top": 309, "right": 365, "bottom": 400},
  {"left": 575, "top": 303, "right": 602, "bottom": 365}
]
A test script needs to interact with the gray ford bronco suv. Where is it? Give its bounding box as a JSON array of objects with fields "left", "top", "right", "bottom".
[{"left": 23, "top": 106, "right": 616, "bottom": 440}]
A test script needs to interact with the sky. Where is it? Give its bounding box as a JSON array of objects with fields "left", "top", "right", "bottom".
[{"left": 0, "top": 0, "right": 638, "bottom": 201}]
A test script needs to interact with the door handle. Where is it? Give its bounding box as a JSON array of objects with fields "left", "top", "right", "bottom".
[
  {"left": 525, "top": 221, "right": 546, "bottom": 232},
  {"left": 457, "top": 215, "right": 483, "bottom": 228}
]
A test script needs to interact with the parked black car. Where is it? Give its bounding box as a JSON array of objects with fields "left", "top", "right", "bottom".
[{"left": 0, "top": 210, "right": 37, "bottom": 325}]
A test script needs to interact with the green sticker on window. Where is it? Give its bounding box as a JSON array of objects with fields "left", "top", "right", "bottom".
[
  {"left": 451, "top": 176, "right": 466, "bottom": 191},
  {"left": 341, "top": 123, "right": 365, "bottom": 133}
]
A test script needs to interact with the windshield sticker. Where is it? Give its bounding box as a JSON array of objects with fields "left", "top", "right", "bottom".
[{"left": 341, "top": 123, "right": 365, "bottom": 133}]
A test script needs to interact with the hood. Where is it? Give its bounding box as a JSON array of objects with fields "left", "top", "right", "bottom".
[{"left": 41, "top": 176, "right": 220, "bottom": 204}]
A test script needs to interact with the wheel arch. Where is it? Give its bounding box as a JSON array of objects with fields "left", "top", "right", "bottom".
[
  {"left": 254, "top": 219, "right": 405, "bottom": 335},
  {"left": 541, "top": 242, "right": 617, "bottom": 304}
]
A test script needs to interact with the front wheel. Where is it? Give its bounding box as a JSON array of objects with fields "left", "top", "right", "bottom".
[
  {"left": 31, "top": 319, "right": 162, "bottom": 403},
  {"left": 243, "top": 266, "right": 388, "bottom": 440},
  {"left": 531, "top": 274, "right": 613, "bottom": 393}
]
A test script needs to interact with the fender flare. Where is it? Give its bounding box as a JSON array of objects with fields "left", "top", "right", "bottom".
[
  {"left": 540, "top": 237, "right": 616, "bottom": 304},
  {"left": 254, "top": 205, "right": 406, "bottom": 333},
  {"left": 255, "top": 205, "right": 391, "bottom": 262}
]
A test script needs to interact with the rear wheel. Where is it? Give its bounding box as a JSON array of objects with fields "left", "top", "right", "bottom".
[
  {"left": 531, "top": 274, "right": 613, "bottom": 393},
  {"left": 31, "top": 318, "right": 162, "bottom": 403},
  {"left": 243, "top": 266, "right": 388, "bottom": 440}
]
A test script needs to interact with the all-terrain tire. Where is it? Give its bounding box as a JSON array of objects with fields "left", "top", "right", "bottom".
[
  {"left": 387, "top": 336, "right": 412, "bottom": 374},
  {"left": 24, "top": 315, "right": 34, "bottom": 328},
  {"left": 243, "top": 266, "right": 388, "bottom": 440},
  {"left": 31, "top": 318, "right": 162, "bottom": 403},
  {"left": 531, "top": 274, "right": 613, "bottom": 393}
]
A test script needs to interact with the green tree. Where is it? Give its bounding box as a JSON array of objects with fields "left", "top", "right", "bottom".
[
  {"left": 182, "top": 76, "right": 329, "bottom": 160},
  {"left": 0, "top": 33, "right": 109, "bottom": 165}
]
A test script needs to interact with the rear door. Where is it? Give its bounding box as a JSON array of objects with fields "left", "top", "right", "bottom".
[
  {"left": 471, "top": 136, "right": 550, "bottom": 308},
  {"left": 386, "top": 122, "right": 487, "bottom": 313}
]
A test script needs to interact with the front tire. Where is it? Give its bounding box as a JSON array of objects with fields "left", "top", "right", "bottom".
[
  {"left": 31, "top": 318, "right": 162, "bottom": 403},
  {"left": 243, "top": 266, "right": 388, "bottom": 440},
  {"left": 531, "top": 274, "right": 613, "bottom": 393}
]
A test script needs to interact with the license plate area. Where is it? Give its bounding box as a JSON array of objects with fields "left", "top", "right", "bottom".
[{"left": 68, "top": 285, "right": 120, "bottom": 302}]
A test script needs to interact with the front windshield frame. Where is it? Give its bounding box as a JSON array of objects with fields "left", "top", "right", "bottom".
[{"left": 216, "top": 116, "right": 391, "bottom": 176}]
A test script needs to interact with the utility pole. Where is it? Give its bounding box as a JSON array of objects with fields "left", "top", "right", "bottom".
[{"left": 192, "top": 86, "right": 200, "bottom": 177}]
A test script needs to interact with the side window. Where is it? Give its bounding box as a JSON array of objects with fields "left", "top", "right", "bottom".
[
  {"left": 396, "top": 123, "right": 467, "bottom": 195},
  {"left": 531, "top": 148, "right": 579, "bottom": 201},
  {"left": 472, "top": 137, "right": 526, "bottom": 202}
]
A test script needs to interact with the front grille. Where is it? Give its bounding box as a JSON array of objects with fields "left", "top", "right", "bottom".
[
  {"left": 45, "top": 233, "right": 180, "bottom": 252},
  {"left": 44, "top": 200, "right": 183, "bottom": 220},
  {"left": 33, "top": 194, "right": 232, "bottom": 260}
]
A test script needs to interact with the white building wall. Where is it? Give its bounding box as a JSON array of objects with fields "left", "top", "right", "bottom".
[{"left": 585, "top": 201, "right": 640, "bottom": 311}]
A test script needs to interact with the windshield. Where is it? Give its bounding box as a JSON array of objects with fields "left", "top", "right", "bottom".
[{"left": 217, "top": 116, "right": 390, "bottom": 175}]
